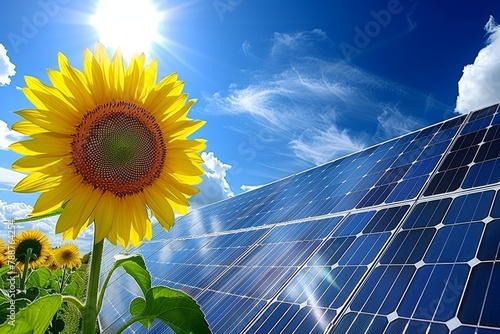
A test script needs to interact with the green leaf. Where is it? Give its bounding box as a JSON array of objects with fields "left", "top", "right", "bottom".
[
  {"left": 10, "top": 207, "right": 63, "bottom": 223},
  {"left": 0, "top": 267, "right": 9, "bottom": 278},
  {"left": 113, "top": 254, "right": 151, "bottom": 296},
  {"left": 0, "top": 295, "right": 62, "bottom": 334},
  {"left": 129, "top": 297, "right": 145, "bottom": 318},
  {"left": 131, "top": 286, "right": 211, "bottom": 334},
  {"left": 27, "top": 267, "right": 52, "bottom": 288},
  {"left": 62, "top": 279, "right": 79, "bottom": 296},
  {"left": 16, "top": 287, "right": 39, "bottom": 302},
  {"left": 0, "top": 299, "right": 30, "bottom": 326}
]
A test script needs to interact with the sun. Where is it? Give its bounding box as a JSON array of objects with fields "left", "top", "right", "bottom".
[{"left": 90, "top": 0, "right": 163, "bottom": 58}]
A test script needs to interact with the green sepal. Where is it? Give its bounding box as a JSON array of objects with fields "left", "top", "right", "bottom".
[{"left": 10, "top": 207, "right": 64, "bottom": 223}]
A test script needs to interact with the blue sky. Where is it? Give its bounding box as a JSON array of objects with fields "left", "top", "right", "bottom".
[{"left": 0, "top": 0, "right": 499, "bottom": 251}]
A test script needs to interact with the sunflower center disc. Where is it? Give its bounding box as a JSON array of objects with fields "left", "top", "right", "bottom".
[
  {"left": 61, "top": 250, "right": 74, "bottom": 261},
  {"left": 16, "top": 240, "right": 42, "bottom": 263},
  {"left": 72, "top": 101, "right": 166, "bottom": 196}
]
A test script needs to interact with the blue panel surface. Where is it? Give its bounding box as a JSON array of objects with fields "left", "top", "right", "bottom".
[
  {"left": 99, "top": 104, "right": 500, "bottom": 334},
  {"left": 332, "top": 190, "right": 498, "bottom": 334}
]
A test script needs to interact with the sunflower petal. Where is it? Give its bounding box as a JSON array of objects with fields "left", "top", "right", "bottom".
[
  {"left": 31, "top": 174, "right": 82, "bottom": 216},
  {"left": 16, "top": 108, "right": 77, "bottom": 135},
  {"left": 140, "top": 59, "right": 158, "bottom": 99},
  {"left": 13, "top": 154, "right": 71, "bottom": 172},
  {"left": 11, "top": 120, "right": 48, "bottom": 135},
  {"left": 145, "top": 187, "right": 175, "bottom": 230},
  {"left": 114, "top": 197, "right": 132, "bottom": 248},
  {"left": 13, "top": 172, "right": 63, "bottom": 193},
  {"left": 10, "top": 136, "right": 70, "bottom": 156},
  {"left": 55, "top": 184, "right": 101, "bottom": 235},
  {"left": 109, "top": 49, "right": 125, "bottom": 94},
  {"left": 93, "top": 192, "right": 115, "bottom": 244}
]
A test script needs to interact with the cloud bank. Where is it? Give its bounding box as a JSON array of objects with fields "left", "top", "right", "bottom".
[
  {"left": 0, "top": 44, "right": 16, "bottom": 86},
  {"left": 456, "top": 16, "right": 500, "bottom": 114},
  {"left": 191, "top": 152, "right": 234, "bottom": 208},
  {"left": 0, "top": 120, "right": 24, "bottom": 150}
]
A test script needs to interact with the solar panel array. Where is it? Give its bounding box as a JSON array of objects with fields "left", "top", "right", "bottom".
[{"left": 99, "top": 103, "right": 500, "bottom": 334}]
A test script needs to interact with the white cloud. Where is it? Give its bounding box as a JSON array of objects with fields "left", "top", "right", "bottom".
[
  {"left": 240, "top": 184, "right": 262, "bottom": 192},
  {"left": 0, "top": 200, "right": 31, "bottom": 221},
  {"left": 0, "top": 120, "right": 24, "bottom": 150},
  {"left": 290, "top": 126, "right": 365, "bottom": 165},
  {"left": 0, "top": 167, "right": 25, "bottom": 188},
  {"left": 190, "top": 152, "right": 234, "bottom": 208},
  {"left": 456, "top": 16, "right": 500, "bottom": 114},
  {"left": 376, "top": 105, "right": 423, "bottom": 139},
  {"left": 0, "top": 44, "right": 16, "bottom": 86}
]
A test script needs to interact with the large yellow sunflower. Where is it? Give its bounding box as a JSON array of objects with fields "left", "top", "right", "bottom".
[
  {"left": 12, "top": 229, "right": 52, "bottom": 269},
  {"left": 11, "top": 43, "right": 206, "bottom": 247},
  {"left": 53, "top": 243, "right": 80, "bottom": 269}
]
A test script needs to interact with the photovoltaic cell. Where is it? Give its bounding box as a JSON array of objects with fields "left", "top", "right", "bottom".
[
  {"left": 99, "top": 103, "right": 500, "bottom": 333},
  {"left": 332, "top": 190, "right": 498, "bottom": 333}
]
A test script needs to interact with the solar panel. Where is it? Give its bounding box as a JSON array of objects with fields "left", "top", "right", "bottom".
[{"left": 99, "top": 103, "right": 500, "bottom": 333}]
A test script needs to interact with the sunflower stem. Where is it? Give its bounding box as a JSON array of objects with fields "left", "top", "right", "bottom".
[
  {"left": 60, "top": 266, "right": 67, "bottom": 293},
  {"left": 62, "top": 295, "right": 84, "bottom": 311},
  {"left": 19, "top": 248, "right": 33, "bottom": 291},
  {"left": 96, "top": 261, "right": 116, "bottom": 314},
  {"left": 82, "top": 239, "right": 104, "bottom": 334}
]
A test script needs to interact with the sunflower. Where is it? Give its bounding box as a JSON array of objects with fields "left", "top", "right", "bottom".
[
  {"left": 0, "top": 238, "right": 5, "bottom": 256},
  {"left": 46, "top": 259, "right": 60, "bottom": 272},
  {"left": 53, "top": 243, "right": 80, "bottom": 269},
  {"left": 11, "top": 43, "right": 206, "bottom": 247},
  {"left": 0, "top": 239, "right": 6, "bottom": 268},
  {"left": 12, "top": 229, "right": 51, "bottom": 269}
]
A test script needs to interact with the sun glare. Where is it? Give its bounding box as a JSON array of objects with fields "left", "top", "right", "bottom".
[{"left": 90, "top": 0, "right": 163, "bottom": 58}]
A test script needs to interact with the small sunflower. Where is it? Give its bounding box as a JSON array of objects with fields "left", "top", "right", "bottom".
[
  {"left": 53, "top": 243, "right": 80, "bottom": 269},
  {"left": 45, "top": 252, "right": 60, "bottom": 271},
  {"left": 74, "top": 257, "right": 82, "bottom": 269},
  {"left": 0, "top": 238, "right": 5, "bottom": 256},
  {"left": 46, "top": 259, "right": 60, "bottom": 272},
  {"left": 12, "top": 229, "right": 51, "bottom": 269},
  {"left": 11, "top": 43, "right": 206, "bottom": 247},
  {"left": 0, "top": 240, "right": 6, "bottom": 268}
]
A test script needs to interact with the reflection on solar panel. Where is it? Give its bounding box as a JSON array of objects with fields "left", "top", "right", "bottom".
[{"left": 100, "top": 103, "right": 500, "bottom": 333}]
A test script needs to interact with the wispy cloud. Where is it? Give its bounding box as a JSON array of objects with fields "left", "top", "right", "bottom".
[
  {"left": 456, "top": 16, "right": 500, "bottom": 114},
  {"left": 0, "top": 44, "right": 16, "bottom": 86},
  {"left": 376, "top": 105, "right": 423, "bottom": 139},
  {"left": 270, "top": 29, "right": 328, "bottom": 57},
  {"left": 290, "top": 125, "right": 365, "bottom": 165},
  {"left": 205, "top": 29, "right": 441, "bottom": 167}
]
